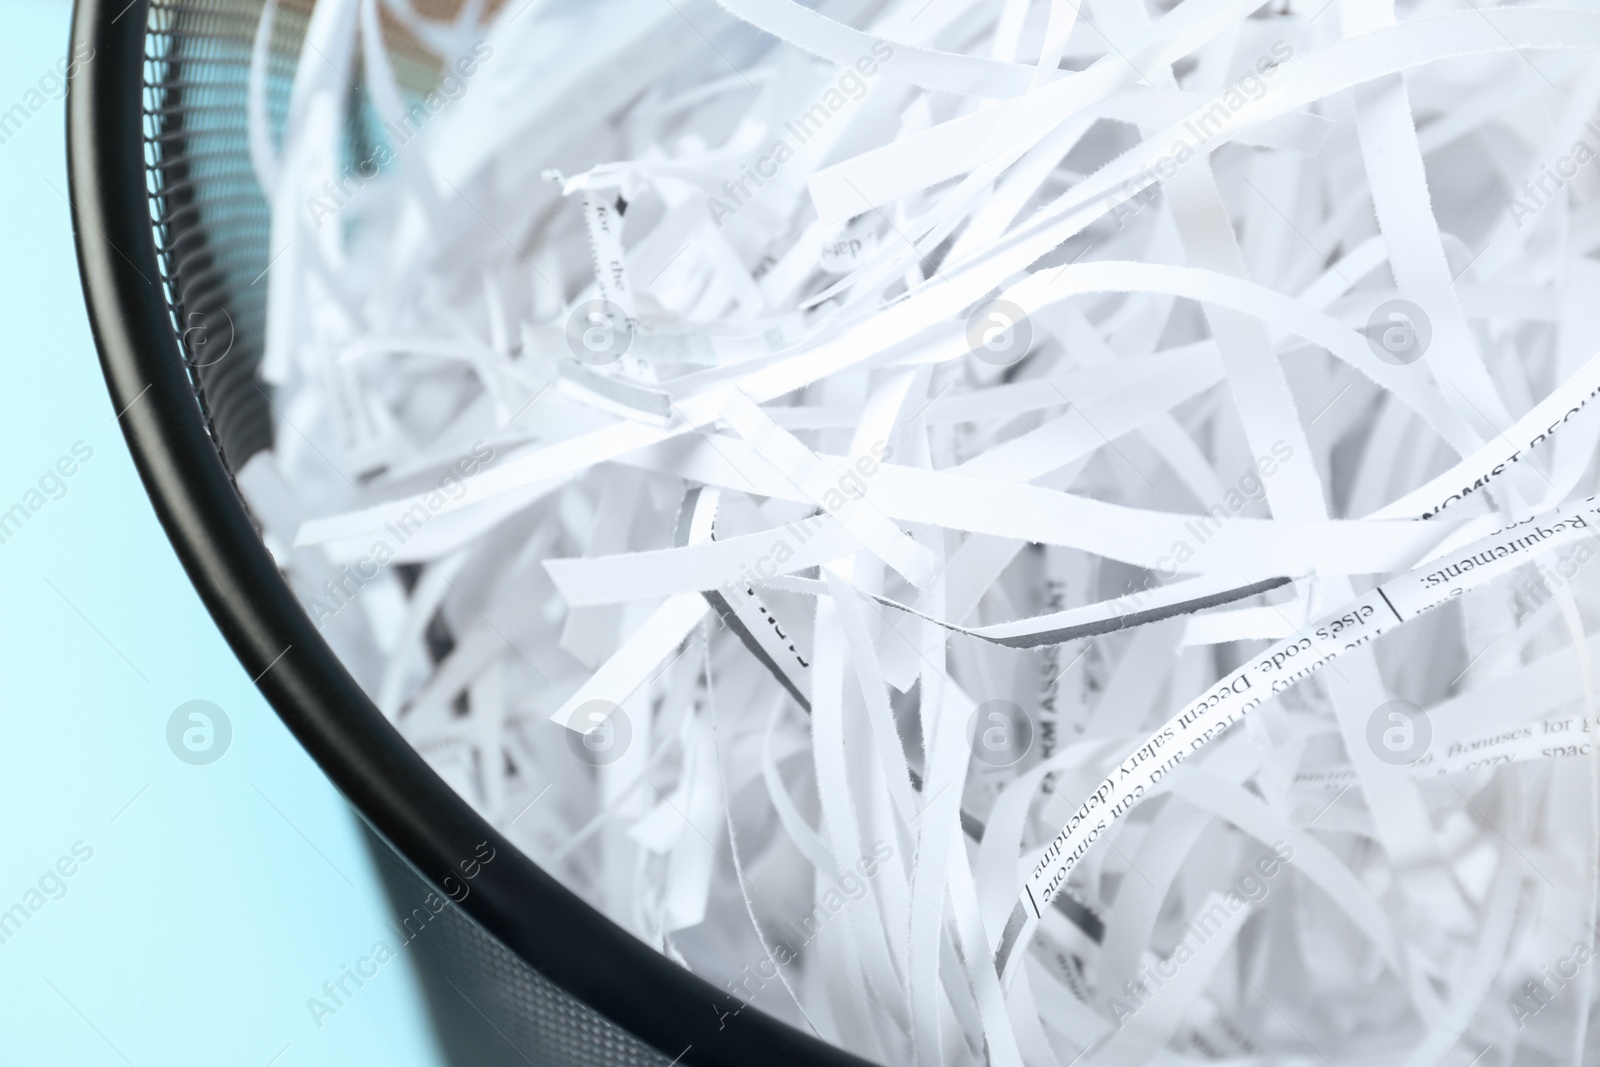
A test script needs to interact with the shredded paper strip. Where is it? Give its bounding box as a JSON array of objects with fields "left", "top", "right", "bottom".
[{"left": 238, "top": 0, "right": 1600, "bottom": 1061}]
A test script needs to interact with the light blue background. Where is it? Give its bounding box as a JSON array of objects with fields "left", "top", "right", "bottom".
[{"left": 0, "top": 2, "right": 448, "bottom": 1063}]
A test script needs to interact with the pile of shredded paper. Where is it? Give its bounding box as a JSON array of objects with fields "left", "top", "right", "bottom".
[{"left": 238, "top": 0, "right": 1600, "bottom": 1061}]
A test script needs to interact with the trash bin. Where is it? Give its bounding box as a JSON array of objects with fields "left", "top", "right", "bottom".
[{"left": 66, "top": 1, "right": 869, "bottom": 1063}]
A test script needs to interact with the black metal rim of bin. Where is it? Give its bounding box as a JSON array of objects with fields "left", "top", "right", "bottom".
[{"left": 64, "top": 1, "right": 877, "bottom": 1064}]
